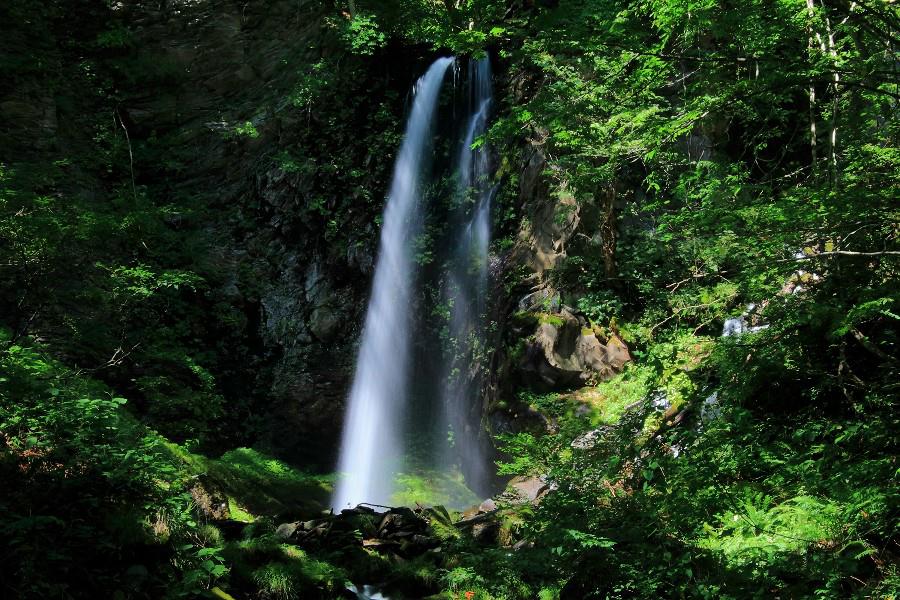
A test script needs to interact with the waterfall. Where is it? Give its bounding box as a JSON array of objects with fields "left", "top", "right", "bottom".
[
  {"left": 438, "top": 56, "right": 495, "bottom": 495},
  {"left": 333, "top": 57, "right": 454, "bottom": 510}
]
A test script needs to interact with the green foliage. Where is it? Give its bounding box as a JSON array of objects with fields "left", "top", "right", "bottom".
[
  {"left": 101, "top": 263, "right": 201, "bottom": 299},
  {"left": 289, "top": 60, "right": 335, "bottom": 110},
  {"left": 341, "top": 13, "right": 387, "bottom": 55},
  {"left": 229, "top": 121, "right": 260, "bottom": 139},
  {"left": 413, "top": 230, "right": 435, "bottom": 266},
  {"left": 171, "top": 446, "right": 333, "bottom": 518},
  {"left": 472, "top": 3, "right": 899, "bottom": 586},
  {"left": 2, "top": 0, "right": 898, "bottom": 597},
  {"left": 698, "top": 493, "right": 841, "bottom": 568},
  {"left": 0, "top": 332, "right": 226, "bottom": 597},
  {"left": 391, "top": 468, "right": 481, "bottom": 508},
  {"left": 222, "top": 535, "right": 346, "bottom": 599},
  {"left": 95, "top": 25, "right": 133, "bottom": 49},
  {"left": 253, "top": 562, "right": 299, "bottom": 600},
  {"left": 575, "top": 289, "right": 623, "bottom": 324}
]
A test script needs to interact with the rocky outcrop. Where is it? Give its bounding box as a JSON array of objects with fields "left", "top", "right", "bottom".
[
  {"left": 511, "top": 142, "right": 582, "bottom": 274},
  {"left": 482, "top": 65, "right": 636, "bottom": 448},
  {"left": 519, "top": 313, "right": 630, "bottom": 389},
  {"left": 511, "top": 307, "right": 631, "bottom": 390},
  {"left": 505, "top": 475, "right": 551, "bottom": 504}
]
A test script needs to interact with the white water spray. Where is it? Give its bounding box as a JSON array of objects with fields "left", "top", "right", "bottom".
[{"left": 333, "top": 57, "right": 454, "bottom": 510}]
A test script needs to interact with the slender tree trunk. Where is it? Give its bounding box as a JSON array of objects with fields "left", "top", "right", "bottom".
[
  {"left": 808, "top": 87, "right": 818, "bottom": 171},
  {"left": 806, "top": 0, "right": 825, "bottom": 176},
  {"left": 443, "top": 0, "right": 460, "bottom": 26},
  {"left": 600, "top": 185, "right": 618, "bottom": 280},
  {"left": 823, "top": 3, "right": 843, "bottom": 184}
]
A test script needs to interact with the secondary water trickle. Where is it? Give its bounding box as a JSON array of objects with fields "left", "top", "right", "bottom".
[
  {"left": 437, "top": 56, "right": 495, "bottom": 496},
  {"left": 332, "top": 57, "right": 454, "bottom": 510}
]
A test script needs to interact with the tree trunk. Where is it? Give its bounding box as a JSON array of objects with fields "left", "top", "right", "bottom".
[
  {"left": 600, "top": 185, "right": 618, "bottom": 280},
  {"left": 443, "top": 0, "right": 460, "bottom": 26},
  {"left": 823, "top": 2, "right": 842, "bottom": 184}
]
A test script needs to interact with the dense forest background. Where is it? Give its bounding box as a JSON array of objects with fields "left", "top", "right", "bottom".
[{"left": 0, "top": 0, "right": 897, "bottom": 598}]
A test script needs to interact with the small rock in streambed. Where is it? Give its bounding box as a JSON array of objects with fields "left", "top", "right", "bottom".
[
  {"left": 479, "top": 498, "right": 497, "bottom": 512},
  {"left": 512, "top": 538, "right": 534, "bottom": 551},
  {"left": 274, "top": 521, "right": 299, "bottom": 540},
  {"left": 570, "top": 427, "right": 612, "bottom": 450},
  {"left": 507, "top": 475, "right": 550, "bottom": 504},
  {"left": 471, "top": 519, "right": 500, "bottom": 544}
]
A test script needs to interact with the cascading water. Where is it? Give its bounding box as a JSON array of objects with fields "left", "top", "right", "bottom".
[
  {"left": 333, "top": 57, "right": 454, "bottom": 510},
  {"left": 437, "top": 56, "right": 495, "bottom": 495}
]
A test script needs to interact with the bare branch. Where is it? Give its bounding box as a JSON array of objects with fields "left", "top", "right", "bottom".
[{"left": 798, "top": 250, "right": 900, "bottom": 258}]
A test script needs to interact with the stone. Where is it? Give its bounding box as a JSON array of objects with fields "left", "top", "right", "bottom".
[
  {"left": 508, "top": 476, "right": 549, "bottom": 503},
  {"left": 471, "top": 520, "right": 500, "bottom": 543},
  {"left": 516, "top": 311, "right": 631, "bottom": 390},
  {"left": 518, "top": 288, "right": 561, "bottom": 312},
  {"left": 603, "top": 334, "right": 632, "bottom": 370},
  {"left": 570, "top": 428, "right": 609, "bottom": 450},
  {"left": 478, "top": 498, "right": 497, "bottom": 513},
  {"left": 308, "top": 305, "right": 339, "bottom": 342},
  {"left": 512, "top": 539, "right": 534, "bottom": 551},
  {"left": 275, "top": 522, "right": 299, "bottom": 540},
  {"left": 701, "top": 391, "right": 722, "bottom": 422}
]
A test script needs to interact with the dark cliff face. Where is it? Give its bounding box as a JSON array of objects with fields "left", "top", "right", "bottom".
[
  {"left": 0, "top": 0, "right": 625, "bottom": 469},
  {"left": 0, "top": 0, "right": 436, "bottom": 466},
  {"left": 111, "top": 3, "right": 442, "bottom": 465},
  {"left": 122, "top": 1, "right": 369, "bottom": 463}
]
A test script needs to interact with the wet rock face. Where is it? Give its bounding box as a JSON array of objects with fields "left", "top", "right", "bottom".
[
  {"left": 512, "top": 143, "right": 581, "bottom": 274},
  {"left": 484, "top": 301, "right": 632, "bottom": 440},
  {"left": 89, "top": 1, "right": 423, "bottom": 465},
  {"left": 0, "top": 0, "right": 373, "bottom": 464},
  {"left": 481, "top": 72, "right": 635, "bottom": 440},
  {"left": 0, "top": 85, "right": 57, "bottom": 151},
  {"left": 258, "top": 253, "right": 360, "bottom": 464}
]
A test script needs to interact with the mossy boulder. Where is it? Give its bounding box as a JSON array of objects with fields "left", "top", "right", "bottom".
[{"left": 514, "top": 309, "right": 632, "bottom": 390}]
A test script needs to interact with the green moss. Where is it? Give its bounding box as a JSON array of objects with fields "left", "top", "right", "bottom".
[
  {"left": 228, "top": 497, "right": 255, "bottom": 523},
  {"left": 166, "top": 445, "right": 333, "bottom": 520},
  {"left": 511, "top": 311, "right": 566, "bottom": 329},
  {"left": 537, "top": 312, "right": 566, "bottom": 327},
  {"left": 559, "top": 364, "right": 653, "bottom": 426},
  {"left": 223, "top": 535, "right": 347, "bottom": 599},
  {"left": 390, "top": 468, "right": 480, "bottom": 509}
]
